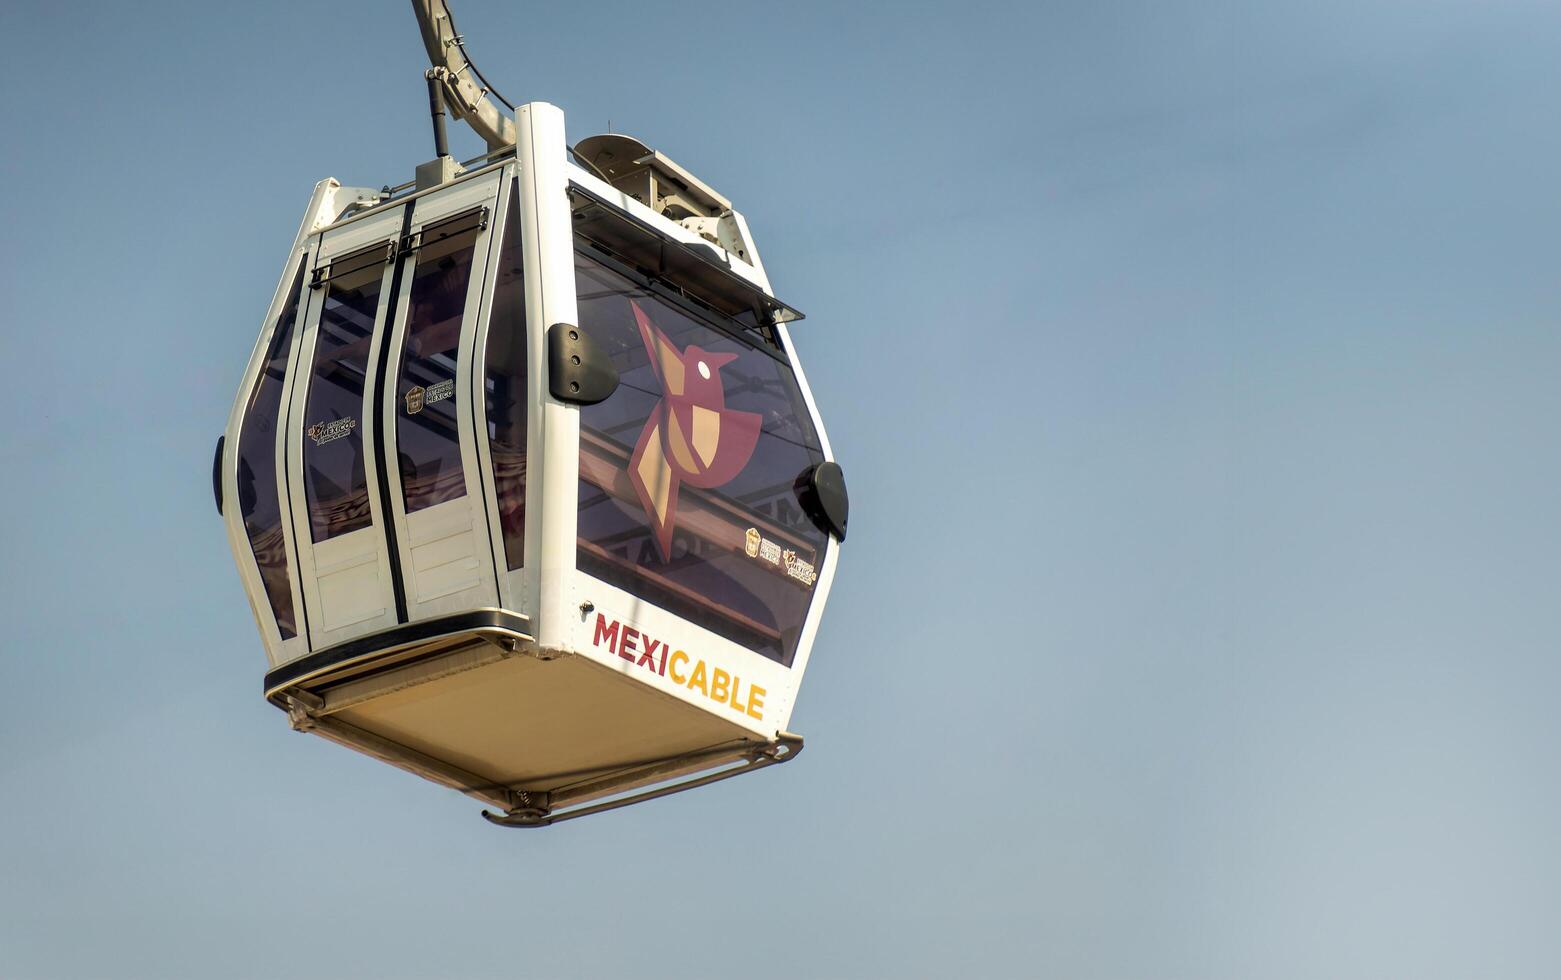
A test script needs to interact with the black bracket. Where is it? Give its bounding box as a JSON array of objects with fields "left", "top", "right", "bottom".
[
  {"left": 548, "top": 322, "right": 620, "bottom": 405},
  {"left": 795, "top": 461, "right": 848, "bottom": 541},
  {"left": 211, "top": 435, "right": 225, "bottom": 515}
]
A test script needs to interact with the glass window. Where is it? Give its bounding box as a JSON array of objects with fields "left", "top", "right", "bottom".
[
  {"left": 574, "top": 247, "right": 828, "bottom": 666},
  {"left": 302, "top": 247, "right": 385, "bottom": 542},
  {"left": 237, "top": 259, "right": 305, "bottom": 638},
  {"left": 396, "top": 213, "right": 481, "bottom": 513},
  {"left": 484, "top": 187, "right": 527, "bottom": 568}
]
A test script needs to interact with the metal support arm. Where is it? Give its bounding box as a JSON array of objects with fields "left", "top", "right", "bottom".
[
  {"left": 481, "top": 733, "right": 805, "bottom": 828},
  {"left": 410, "top": 0, "right": 517, "bottom": 150}
]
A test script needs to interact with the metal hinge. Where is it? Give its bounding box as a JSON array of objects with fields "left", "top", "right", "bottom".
[{"left": 283, "top": 688, "right": 325, "bottom": 731}]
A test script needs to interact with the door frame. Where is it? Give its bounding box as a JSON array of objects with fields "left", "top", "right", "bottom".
[{"left": 377, "top": 170, "right": 506, "bottom": 623}]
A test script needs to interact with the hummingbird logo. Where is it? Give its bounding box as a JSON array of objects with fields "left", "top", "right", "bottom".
[{"left": 627, "top": 300, "right": 762, "bottom": 562}]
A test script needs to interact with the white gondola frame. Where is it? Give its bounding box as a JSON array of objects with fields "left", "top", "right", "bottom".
[{"left": 221, "top": 103, "right": 842, "bottom": 819}]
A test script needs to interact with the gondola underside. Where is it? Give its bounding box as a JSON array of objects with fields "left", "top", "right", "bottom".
[{"left": 265, "top": 621, "right": 799, "bottom": 826}]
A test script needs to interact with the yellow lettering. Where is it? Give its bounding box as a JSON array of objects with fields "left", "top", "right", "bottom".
[
  {"left": 746, "top": 684, "right": 766, "bottom": 721},
  {"left": 728, "top": 675, "right": 744, "bottom": 709},
  {"left": 688, "top": 659, "right": 709, "bottom": 696},
  {"left": 668, "top": 650, "right": 689, "bottom": 684},
  {"left": 709, "top": 668, "right": 731, "bottom": 704}
]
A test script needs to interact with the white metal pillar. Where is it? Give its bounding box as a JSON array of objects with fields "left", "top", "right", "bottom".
[{"left": 516, "top": 102, "right": 580, "bottom": 654}]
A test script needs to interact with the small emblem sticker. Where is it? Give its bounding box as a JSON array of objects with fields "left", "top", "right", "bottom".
[
  {"left": 306, "top": 417, "right": 357, "bottom": 446},
  {"left": 425, "top": 378, "right": 455, "bottom": 405},
  {"left": 782, "top": 549, "right": 818, "bottom": 586},
  {"left": 407, "top": 379, "right": 453, "bottom": 414},
  {"left": 759, "top": 538, "right": 781, "bottom": 565},
  {"left": 740, "top": 527, "right": 808, "bottom": 582}
]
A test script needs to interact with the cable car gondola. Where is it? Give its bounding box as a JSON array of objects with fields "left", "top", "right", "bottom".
[{"left": 213, "top": 0, "right": 847, "bottom": 826}]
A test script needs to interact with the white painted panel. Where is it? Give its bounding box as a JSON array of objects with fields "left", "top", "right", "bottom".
[
  {"left": 413, "top": 529, "right": 478, "bottom": 569},
  {"left": 313, "top": 531, "right": 386, "bottom": 631},
  {"left": 411, "top": 552, "right": 482, "bottom": 601},
  {"left": 407, "top": 497, "right": 481, "bottom": 602},
  {"left": 407, "top": 496, "right": 473, "bottom": 545}
]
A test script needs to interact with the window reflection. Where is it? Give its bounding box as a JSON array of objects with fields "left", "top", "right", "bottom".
[
  {"left": 484, "top": 186, "right": 527, "bottom": 569},
  {"left": 238, "top": 260, "right": 306, "bottom": 638},
  {"left": 574, "top": 248, "right": 826, "bottom": 666},
  {"left": 396, "top": 218, "right": 478, "bottom": 513},
  {"left": 303, "top": 253, "right": 383, "bottom": 542}
]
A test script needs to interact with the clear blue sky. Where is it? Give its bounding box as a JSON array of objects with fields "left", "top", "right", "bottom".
[{"left": 3, "top": 1, "right": 1560, "bottom": 977}]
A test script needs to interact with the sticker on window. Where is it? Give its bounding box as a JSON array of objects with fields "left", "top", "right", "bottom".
[
  {"left": 782, "top": 550, "right": 817, "bottom": 585},
  {"left": 744, "top": 526, "right": 790, "bottom": 571},
  {"left": 406, "top": 379, "right": 453, "bottom": 415},
  {"left": 307, "top": 417, "right": 356, "bottom": 446}
]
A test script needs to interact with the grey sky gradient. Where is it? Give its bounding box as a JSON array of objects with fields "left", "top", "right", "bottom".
[{"left": 3, "top": 1, "right": 1560, "bottom": 977}]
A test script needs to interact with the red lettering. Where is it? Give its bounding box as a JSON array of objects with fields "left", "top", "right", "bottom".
[
  {"left": 638, "top": 638, "right": 661, "bottom": 670},
  {"left": 619, "top": 627, "right": 639, "bottom": 662},
  {"left": 592, "top": 614, "right": 620, "bottom": 654}
]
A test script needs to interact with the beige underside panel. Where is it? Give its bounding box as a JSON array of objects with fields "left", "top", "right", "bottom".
[{"left": 329, "top": 651, "right": 754, "bottom": 793}]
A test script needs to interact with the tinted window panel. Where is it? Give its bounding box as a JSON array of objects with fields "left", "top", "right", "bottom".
[
  {"left": 575, "top": 248, "right": 827, "bottom": 666},
  {"left": 303, "top": 249, "right": 384, "bottom": 542},
  {"left": 484, "top": 188, "right": 527, "bottom": 568},
  {"left": 238, "top": 260, "right": 306, "bottom": 638},
  {"left": 397, "top": 216, "right": 479, "bottom": 513}
]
